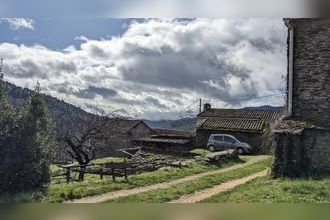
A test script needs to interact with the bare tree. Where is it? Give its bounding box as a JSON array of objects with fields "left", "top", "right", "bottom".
[
  {"left": 59, "top": 115, "right": 110, "bottom": 181},
  {"left": 58, "top": 107, "right": 131, "bottom": 181}
]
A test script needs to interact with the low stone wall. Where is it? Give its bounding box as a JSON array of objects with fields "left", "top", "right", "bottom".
[{"left": 271, "top": 120, "right": 330, "bottom": 177}]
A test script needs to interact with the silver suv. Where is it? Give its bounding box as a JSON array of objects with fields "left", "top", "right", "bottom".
[{"left": 207, "top": 134, "right": 253, "bottom": 154}]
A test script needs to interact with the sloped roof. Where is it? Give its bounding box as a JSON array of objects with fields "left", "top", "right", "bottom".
[
  {"left": 153, "top": 128, "right": 195, "bottom": 137},
  {"left": 105, "top": 118, "right": 149, "bottom": 135},
  {"left": 199, "top": 118, "right": 265, "bottom": 132},
  {"left": 134, "top": 137, "right": 191, "bottom": 145},
  {"left": 197, "top": 108, "right": 283, "bottom": 132},
  {"left": 198, "top": 109, "right": 282, "bottom": 121}
]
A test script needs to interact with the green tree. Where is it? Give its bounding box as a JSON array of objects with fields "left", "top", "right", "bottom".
[
  {"left": 0, "top": 73, "right": 54, "bottom": 194},
  {"left": 21, "top": 82, "right": 54, "bottom": 190},
  {"left": 0, "top": 59, "right": 25, "bottom": 194}
]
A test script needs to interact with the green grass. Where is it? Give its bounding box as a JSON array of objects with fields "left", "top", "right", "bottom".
[
  {"left": 190, "top": 148, "right": 210, "bottom": 155},
  {"left": 105, "top": 157, "right": 271, "bottom": 203},
  {"left": 93, "top": 156, "right": 124, "bottom": 164},
  {"left": 45, "top": 156, "right": 247, "bottom": 202},
  {"left": 0, "top": 191, "right": 45, "bottom": 203},
  {"left": 201, "top": 175, "right": 330, "bottom": 203}
]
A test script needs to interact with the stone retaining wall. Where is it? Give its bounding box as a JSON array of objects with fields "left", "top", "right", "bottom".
[{"left": 272, "top": 125, "right": 330, "bottom": 177}]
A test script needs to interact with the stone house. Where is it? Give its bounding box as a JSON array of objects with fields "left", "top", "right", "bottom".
[
  {"left": 99, "top": 118, "right": 154, "bottom": 157},
  {"left": 272, "top": 18, "right": 330, "bottom": 177},
  {"left": 196, "top": 104, "right": 283, "bottom": 151}
]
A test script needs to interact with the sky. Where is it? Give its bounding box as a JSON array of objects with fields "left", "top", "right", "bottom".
[{"left": 0, "top": 18, "right": 287, "bottom": 120}]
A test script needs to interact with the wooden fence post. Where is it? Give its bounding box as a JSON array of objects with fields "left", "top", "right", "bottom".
[
  {"left": 124, "top": 167, "right": 128, "bottom": 181},
  {"left": 66, "top": 167, "right": 71, "bottom": 184},
  {"left": 100, "top": 166, "right": 103, "bottom": 180},
  {"left": 112, "top": 168, "right": 115, "bottom": 181}
]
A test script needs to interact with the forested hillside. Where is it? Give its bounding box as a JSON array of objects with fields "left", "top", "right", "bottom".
[{"left": 4, "top": 82, "right": 95, "bottom": 132}]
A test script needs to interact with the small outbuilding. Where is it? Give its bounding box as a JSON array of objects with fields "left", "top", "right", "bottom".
[
  {"left": 100, "top": 118, "right": 154, "bottom": 157},
  {"left": 133, "top": 128, "right": 196, "bottom": 152}
]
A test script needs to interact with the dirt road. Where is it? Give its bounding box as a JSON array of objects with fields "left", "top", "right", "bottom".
[
  {"left": 169, "top": 169, "right": 268, "bottom": 203},
  {"left": 68, "top": 155, "right": 269, "bottom": 203}
]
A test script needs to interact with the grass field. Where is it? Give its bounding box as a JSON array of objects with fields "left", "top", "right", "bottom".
[
  {"left": 105, "top": 157, "right": 271, "bottom": 203},
  {"left": 201, "top": 175, "right": 330, "bottom": 203},
  {"left": 45, "top": 155, "right": 246, "bottom": 202}
]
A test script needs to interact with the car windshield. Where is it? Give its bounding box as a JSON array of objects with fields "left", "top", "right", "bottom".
[{"left": 224, "top": 136, "right": 236, "bottom": 143}]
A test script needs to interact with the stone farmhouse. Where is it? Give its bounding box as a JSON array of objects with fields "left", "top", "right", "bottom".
[
  {"left": 100, "top": 118, "right": 154, "bottom": 157},
  {"left": 196, "top": 104, "right": 283, "bottom": 151},
  {"left": 272, "top": 18, "right": 330, "bottom": 177}
]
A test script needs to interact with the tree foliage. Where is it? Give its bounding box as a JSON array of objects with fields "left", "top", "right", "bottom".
[{"left": 0, "top": 62, "right": 54, "bottom": 194}]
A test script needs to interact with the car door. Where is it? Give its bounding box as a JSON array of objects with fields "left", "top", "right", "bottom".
[
  {"left": 213, "top": 135, "right": 225, "bottom": 151},
  {"left": 223, "top": 136, "right": 237, "bottom": 150}
]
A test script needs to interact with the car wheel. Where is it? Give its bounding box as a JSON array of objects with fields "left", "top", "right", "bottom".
[
  {"left": 209, "top": 146, "right": 215, "bottom": 152},
  {"left": 237, "top": 148, "right": 245, "bottom": 155}
]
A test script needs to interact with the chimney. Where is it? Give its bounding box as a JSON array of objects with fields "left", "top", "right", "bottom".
[{"left": 203, "top": 103, "right": 211, "bottom": 112}]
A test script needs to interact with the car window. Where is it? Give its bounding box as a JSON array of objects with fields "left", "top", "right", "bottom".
[
  {"left": 213, "top": 136, "right": 223, "bottom": 141},
  {"left": 224, "top": 136, "right": 236, "bottom": 143}
]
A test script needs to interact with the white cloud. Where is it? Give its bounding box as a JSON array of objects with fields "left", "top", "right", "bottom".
[
  {"left": 111, "top": 0, "right": 308, "bottom": 17},
  {"left": 0, "top": 19, "right": 287, "bottom": 120},
  {"left": 0, "top": 18, "right": 35, "bottom": 30}
]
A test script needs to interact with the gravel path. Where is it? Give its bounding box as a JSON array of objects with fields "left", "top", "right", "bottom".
[
  {"left": 67, "top": 155, "right": 269, "bottom": 203},
  {"left": 169, "top": 169, "right": 268, "bottom": 203}
]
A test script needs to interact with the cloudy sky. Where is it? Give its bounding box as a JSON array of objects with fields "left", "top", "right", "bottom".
[{"left": 0, "top": 18, "right": 287, "bottom": 120}]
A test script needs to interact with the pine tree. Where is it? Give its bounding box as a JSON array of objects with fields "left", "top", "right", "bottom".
[
  {"left": 21, "top": 82, "right": 54, "bottom": 190},
  {"left": 0, "top": 58, "right": 9, "bottom": 111},
  {"left": 0, "top": 76, "right": 54, "bottom": 194}
]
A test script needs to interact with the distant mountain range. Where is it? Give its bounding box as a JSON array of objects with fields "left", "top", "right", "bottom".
[
  {"left": 144, "top": 118, "right": 196, "bottom": 131},
  {"left": 144, "top": 105, "right": 284, "bottom": 131},
  {"left": 4, "top": 81, "right": 284, "bottom": 132}
]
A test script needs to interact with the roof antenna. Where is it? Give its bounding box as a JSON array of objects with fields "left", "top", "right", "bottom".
[
  {"left": 0, "top": 58, "right": 3, "bottom": 80},
  {"left": 35, "top": 80, "right": 41, "bottom": 93}
]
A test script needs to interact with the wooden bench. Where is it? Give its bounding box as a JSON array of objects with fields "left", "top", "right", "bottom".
[{"left": 100, "top": 161, "right": 134, "bottom": 181}]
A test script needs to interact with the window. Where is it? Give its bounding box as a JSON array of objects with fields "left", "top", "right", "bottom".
[
  {"left": 213, "top": 135, "right": 223, "bottom": 141},
  {"left": 224, "top": 136, "right": 236, "bottom": 143}
]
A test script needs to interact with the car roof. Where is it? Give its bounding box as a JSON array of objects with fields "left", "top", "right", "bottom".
[{"left": 211, "top": 134, "right": 235, "bottom": 138}]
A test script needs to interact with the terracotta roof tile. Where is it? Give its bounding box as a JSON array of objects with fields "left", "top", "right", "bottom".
[
  {"left": 197, "top": 118, "right": 265, "bottom": 132},
  {"left": 198, "top": 109, "right": 283, "bottom": 121}
]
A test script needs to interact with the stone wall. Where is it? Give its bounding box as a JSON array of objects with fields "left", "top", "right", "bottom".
[
  {"left": 290, "top": 19, "right": 330, "bottom": 128},
  {"left": 272, "top": 125, "right": 330, "bottom": 177},
  {"left": 97, "top": 122, "right": 154, "bottom": 157}
]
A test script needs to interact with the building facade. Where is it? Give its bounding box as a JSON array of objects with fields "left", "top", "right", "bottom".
[
  {"left": 272, "top": 18, "right": 330, "bottom": 177},
  {"left": 133, "top": 128, "right": 196, "bottom": 152},
  {"left": 99, "top": 119, "right": 154, "bottom": 157},
  {"left": 196, "top": 106, "right": 282, "bottom": 152}
]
